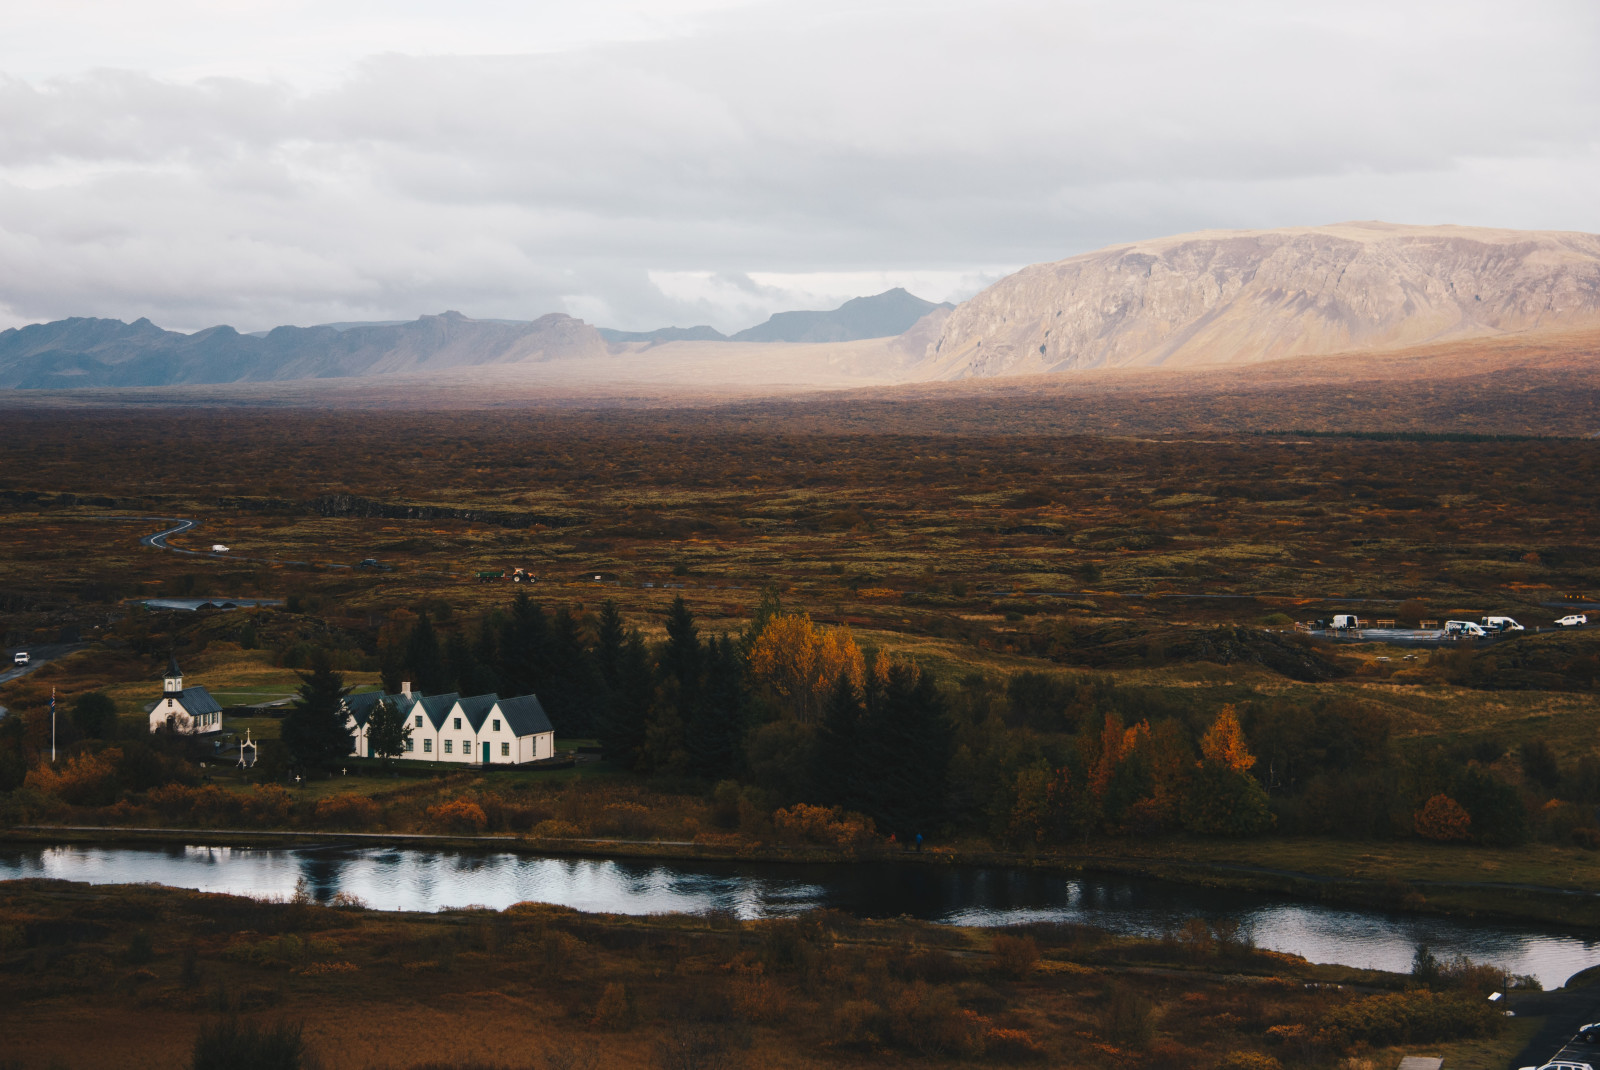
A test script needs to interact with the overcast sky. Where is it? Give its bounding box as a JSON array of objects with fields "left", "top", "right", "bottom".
[{"left": 1, "top": 0, "right": 1597, "bottom": 334}]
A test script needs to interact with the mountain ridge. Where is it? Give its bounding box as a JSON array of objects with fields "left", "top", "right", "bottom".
[{"left": 922, "top": 221, "right": 1600, "bottom": 378}]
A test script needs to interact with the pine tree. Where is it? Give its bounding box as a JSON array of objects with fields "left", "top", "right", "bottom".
[
  {"left": 688, "top": 634, "right": 748, "bottom": 780},
  {"left": 497, "top": 592, "right": 547, "bottom": 697},
  {"left": 595, "top": 600, "right": 626, "bottom": 689},
  {"left": 811, "top": 673, "right": 865, "bottom": 805},
  {"left": 281, "top": 651, "right": 353, "bottom": 772},
  {"left": 404, "top": 612, "right": 447, "bottom": 694},
  {"left": 443, "top": 630, "right": 477, "bottom": 695},
  {"left": 543, "top": 606, "right": 602, "bottom": 737},
  {"left": 599, "top": 629, "right": 655, "bottom": 770},
  {"left": 854, "top": 660, "right": 951, "bottom": 837}
]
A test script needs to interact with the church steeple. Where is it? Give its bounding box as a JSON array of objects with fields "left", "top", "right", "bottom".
[{"left": 164, "top": 654, "right": 183, "bottom": 696}]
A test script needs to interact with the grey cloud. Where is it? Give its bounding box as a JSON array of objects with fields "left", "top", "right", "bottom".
[{"left": 0, "top": 0, "right": 1596, "bottom": 332}]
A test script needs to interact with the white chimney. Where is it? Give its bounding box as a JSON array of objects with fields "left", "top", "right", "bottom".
[{"left": 401, "top": 680, "right": 412, "bottom": 698}]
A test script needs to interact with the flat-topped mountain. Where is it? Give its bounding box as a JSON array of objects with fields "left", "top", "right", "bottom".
[
  {"left": 0, "top": 311, "right": 608, "bottom": 388},
  {"left": 921, "top": 222, "right": 1600, "bottom": 378},
  {"left": 731, "top": 288, "right": 953, "bottom": 343}
]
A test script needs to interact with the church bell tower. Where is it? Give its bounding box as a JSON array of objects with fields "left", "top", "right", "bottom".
[{"left": 164, "top": 654, "right": 183, "bottom": 696}]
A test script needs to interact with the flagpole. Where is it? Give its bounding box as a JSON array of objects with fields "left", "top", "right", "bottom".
[{"left": 51, "top": 687, "right": 57, "bottom": 763}]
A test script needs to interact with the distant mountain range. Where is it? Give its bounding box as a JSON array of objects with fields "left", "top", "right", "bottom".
[
  {"left": 0, "top": 311, "right": 608, "bottom": 389},
  {"left": 0, "top": 288, "right": 953, "bottom": 389},
  {"left": 599, "top": 288, "right": 953, "bottom": 345}
]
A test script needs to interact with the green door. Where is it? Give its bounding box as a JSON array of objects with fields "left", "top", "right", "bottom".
[{"left": 482, "top": 742, "right": 490, "bottom": 764}]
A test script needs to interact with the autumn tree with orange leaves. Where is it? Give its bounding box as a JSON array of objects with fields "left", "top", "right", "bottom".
[
  {"left": 747, "top": 612, "right": 865, "bottom": 722},
  {"left": 1181, "top": 705, "right": 1274, "bottom": 837}
]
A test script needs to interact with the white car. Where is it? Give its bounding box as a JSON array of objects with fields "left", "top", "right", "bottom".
[
  {"left": 11, "top": 651, "right": 28, "bottom": 666},
  {"left": 1556, "top": 614, "right": 1589, "bottom": 628},
  {"left": 1518, "top": 1062, "right": 1594, "bottom": 1070}
]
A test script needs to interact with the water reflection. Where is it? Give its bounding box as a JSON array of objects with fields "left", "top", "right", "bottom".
[{"left": 3, "top": 844, "right": 1597, "bottom": 988}]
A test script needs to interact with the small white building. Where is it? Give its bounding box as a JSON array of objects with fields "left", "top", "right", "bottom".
[
  {"left": 342, "top": 683, "right": 555, "bottom": 765},
  {"left": 147, "top": 655, "right": 223, "bottom": 735}
]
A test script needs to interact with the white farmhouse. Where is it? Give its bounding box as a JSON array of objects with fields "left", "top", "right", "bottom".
[
  {"left": 147, "top": 655, "right": 223, "bottom": 735},
  {"left": 342, "top": 683, "right": 555, "bottom": 765}
]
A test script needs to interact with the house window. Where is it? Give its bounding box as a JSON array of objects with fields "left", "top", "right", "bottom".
[
  {"left": 415, "top": 715, "right": 423, "bottom": 728},
  {"left": 501, "top": 742, "right": 510, "bottom": 756},
  {"left": 454, "top": 717, "right": 462, "bottom": 729},
  {"left": 462, "top": 739, "right": 469, "bottom": 754},
  {"left": 444, "top": 740, "right": 452, "bottom": 754},
  {"left": 423, "top": 739, "right": 432, "bottom": 753},
  {"left": 492, "top": 719, "right": 500, "bottom": 732},
  {"left": 405, "top": 738, "right": 414, "bottom": 752}
]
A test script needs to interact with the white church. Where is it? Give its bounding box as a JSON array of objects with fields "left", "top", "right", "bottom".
[
  {"left": 147, "top": 655, "right": 224, "bottom": 735},
  {"left": 342, "top": 683, "right": 555, "bottom": 765}
]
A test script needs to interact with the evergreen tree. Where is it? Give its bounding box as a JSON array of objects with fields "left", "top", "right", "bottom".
[
  {"left": 688, "top": 634, "right": 748, "bottom": 780},
  {"left": 811, "top": 673, "right": 865, "bottom": 805},
  {"left": 404, "top": 612, "right": 448, "bottom": 694},
  {"left": 498, "top": 592, "right": 548, "bottom": 697},
  {"left": 366, "top": 697, "right": 413, "bottom": 763},
  {"left": 72, "top": 692, "right": 118, "bottom": 740},
  {"left": 281, "top": 651, "right": 353, "bottom": 772},
  {"left": 661, "top": 597, "right": 701, "bottom": 698},
  {"left": 542, "top": 606, "right": 602, "bottom": 736},
  {"left": 595, "top": 600, "right": 626, "bottom": 689},
  {"left": 598, "top": 629, "right": 655, "bottom": 769},
  {"left": 443, "top": 630, "right": 477, "bottom": 695},
  {"left": 854, "top": 662, "right": 952, "bottom": 837}
]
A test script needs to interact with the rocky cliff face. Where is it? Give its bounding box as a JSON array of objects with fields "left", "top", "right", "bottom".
[{"left": 921, "top": 222, "right": 1600, "bottom": 378}]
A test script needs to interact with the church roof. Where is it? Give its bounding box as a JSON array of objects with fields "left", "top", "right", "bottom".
[
  {"left": 167, "top": 653, "right": 181, "bottom": 676},
  {"left": 178, "top": 686, "right": 221, "bottom": 716}
]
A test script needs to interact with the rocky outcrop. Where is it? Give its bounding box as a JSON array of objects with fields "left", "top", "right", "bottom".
[{"left": 922, "top": 222, "right": 1600, "bottom": 378}]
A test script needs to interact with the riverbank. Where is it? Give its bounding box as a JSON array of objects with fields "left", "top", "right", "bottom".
[
  {"left": 0, "top": 876, "right": 1518, "bottom": 1070},
  {"left": 7, "top": 823, "right": 1598, "bottom": 930}
]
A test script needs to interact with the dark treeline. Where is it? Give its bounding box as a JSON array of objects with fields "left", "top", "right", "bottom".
[{"left": 381, "top": 593, "right": 954, "bottom": 838}]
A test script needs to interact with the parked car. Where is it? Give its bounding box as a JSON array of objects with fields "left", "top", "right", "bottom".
[
  {"left": 1556, "top": 614, "right": 1589, "bottom": 628},
  {"left": 357, "top": 558, "right": 394, "bottom": 572},
  {"left": 12, "top": 651, "right": 28, "bottom": 666},
  {"left": 1482, "top": 616, "right": 1524, "bottom": 632},
  {"left": 1578, "top": 1021, "right": 1600, "bottom": 1043},
  {"left": 1518, "top": 1062, "right": 1594, "bottom": 1070},
  {"left": 1445, "top": 620, "right": 1488, "bottom": 637},
  {"left": 1331, "top": 614, "right": 1363, "bottom": 629}
]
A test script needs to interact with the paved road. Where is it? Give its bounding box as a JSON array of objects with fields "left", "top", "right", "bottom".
[
  {"left": 1509, "top": 985, "right": 1600, "bottom": 1069},
  {"left": 0, "top": 643, "right": 83, "bottom": 688}
]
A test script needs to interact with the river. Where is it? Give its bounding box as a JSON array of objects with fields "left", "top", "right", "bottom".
[{"left": 4, "top": 843, "right": 1597, "bottom": 989}]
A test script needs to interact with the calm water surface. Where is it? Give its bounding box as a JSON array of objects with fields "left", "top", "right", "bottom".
[{"left": 4, "top": 843, "right": 1597, "bottom": 988}]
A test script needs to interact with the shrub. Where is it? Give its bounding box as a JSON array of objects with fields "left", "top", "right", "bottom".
[
  {"left": 191, "top": 1016, "right": 306, "bottom": 1070},
  {"left": 532, "top": 819, "right": 583, "bottom": 839},
  {"left": 597, "top": 802, "right": 656, "bottom": 839},
  {"left": 1097, "top": 984, "right": 1155, "bottom": 1047},
  {"left": 984, "top": 1027, "right": 1044, "bottom": 1061},
  {"left": 427, "top": 798, "right": 488, "bottom": 834},
  {"left": 991, "top": 933, "right": 1039, "bottom": 978},
  {"left": 772, "top": 803, "right": 875, "bottom": 847},
  {"left": 731, "top": 971, "right": 789, "bottom": 1023},
  {"left": 590, "top": 982, "right": 633, "bottom": 1030},
  {"left": 1217, "top": 1053, "right": 1281, "bottom": 1070},
  {"left": 1315, "top": 990, "right": 1500, "bottom": 1048},
  {"left": 315, "top": 793, "right": 381, "bottom": 829},
  {"left": 242, "top": 785, "right": 293, "bottom": 827},
  {"left": 25, "top": 749, "right": 122, "bottom": 807},
  {"left": 1414, "top": 794, "right": 1472, "bottom": 842}
]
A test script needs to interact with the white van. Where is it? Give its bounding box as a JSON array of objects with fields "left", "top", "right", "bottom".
[
  {"left": 1482, "top": 616, "right": 1523, "bottom": 632},
  {"left": 1332, "top": 614, "right": 1362, "bottom": 629},
  {"left": 12, "top": 651, "right": 28, "bottom": 666},
  {"left": 1445, "top": 620, "right": 1488, "bottom": 637}
]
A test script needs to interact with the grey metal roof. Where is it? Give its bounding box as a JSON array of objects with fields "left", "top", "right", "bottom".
[
  {"left": 179, "top": 686, "right": 221, "bottom": 716},
  {"left": 497, "top": 694, "right": 553, "bottom": 737},
  {"left": 416, "top": 692, "right": 461, "bottom": 730},
  {"left": 455, "top": 693, "right": 498, "bottom": 732},
  {"left": 343, "top": 691, "right": 423, "bottom": 727}
]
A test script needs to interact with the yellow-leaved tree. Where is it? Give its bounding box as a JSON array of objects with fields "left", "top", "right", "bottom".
[
  {"left": 747, "top": 612, "right": 865, "bottom": 721},
  {"left": 1199, "top": 705, "right": 1256, "bottom": 773}
]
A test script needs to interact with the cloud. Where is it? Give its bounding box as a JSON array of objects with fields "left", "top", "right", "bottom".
[{"left": 0, "top": 0, "right": 1596, "bottom": 333}]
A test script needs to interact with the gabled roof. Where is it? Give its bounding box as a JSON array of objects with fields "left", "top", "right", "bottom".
[
  {"left": 415, "top": 692, "right": 460, "bottom": 730},
  {"left": 167, "top": 653, "right": 181, "bottom": 677},
  {"left": 455, "top": 693, "right": 499, "bottom": 732},
  {"left": 344, "top": 690, "right": 402, "bottom": 727},
  {"left": 497, "top": 694, "right": 553, "bottom": 738},
  {"left": 179, "top": 686, "right": 221, "bottom": 716}
]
